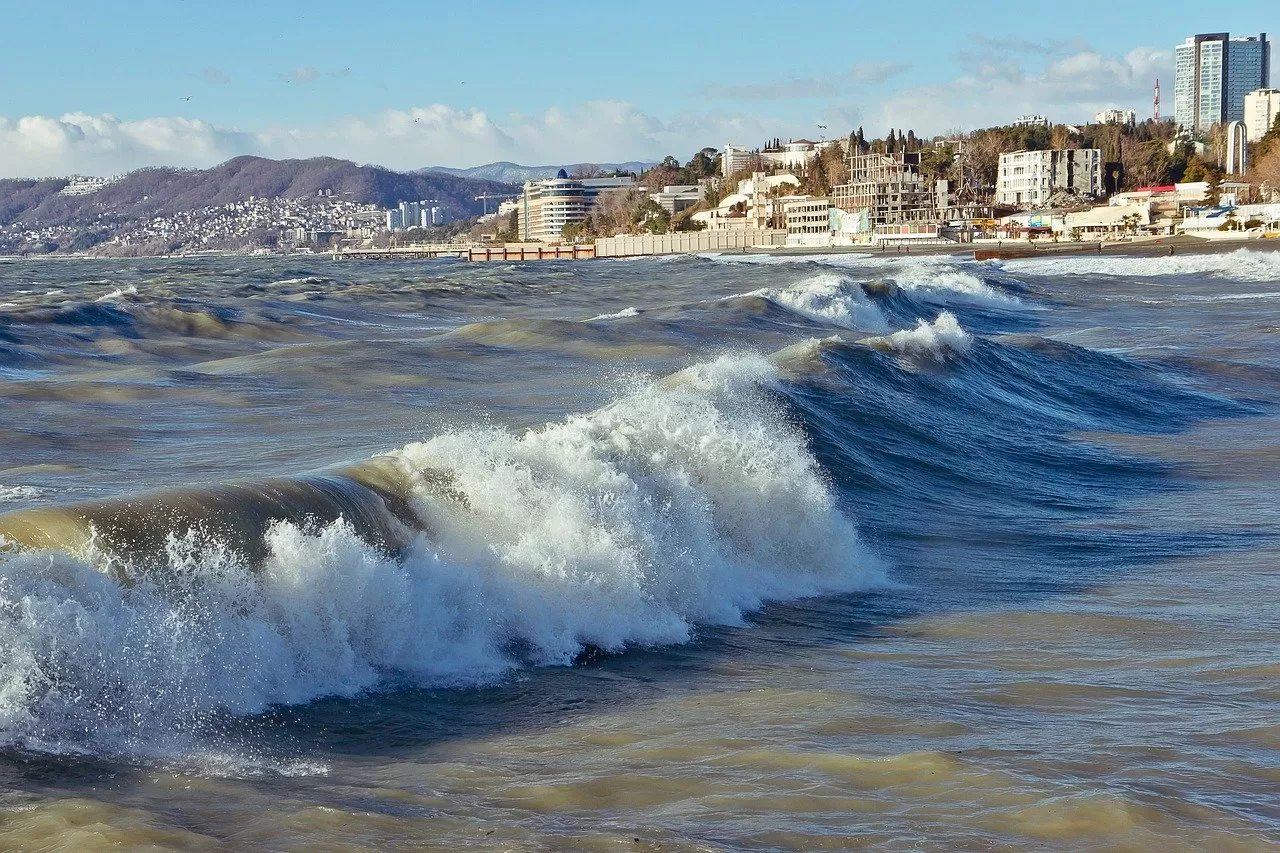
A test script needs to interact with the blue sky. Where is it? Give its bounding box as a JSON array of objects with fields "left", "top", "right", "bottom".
[{"left": 0, "top": 0, "right": 1275, "bottom": 176}]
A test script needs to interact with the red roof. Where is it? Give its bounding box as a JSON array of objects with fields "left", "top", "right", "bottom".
[{"left": 1128, "top": 185, "right": 1176, "bottom": 193}]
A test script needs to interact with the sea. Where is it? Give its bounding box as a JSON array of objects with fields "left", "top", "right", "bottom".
[{"left": 0, "top": 249, "right": 1277, "bottom": 850}]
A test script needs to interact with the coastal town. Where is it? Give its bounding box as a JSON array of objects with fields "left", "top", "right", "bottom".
[{"left": 4, "top": 29, "right": 1280, "bottom": 260}]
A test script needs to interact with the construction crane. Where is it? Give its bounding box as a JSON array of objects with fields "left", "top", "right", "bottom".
[{"left": 474, "top": 192, "right": 509, "bottom": 215}]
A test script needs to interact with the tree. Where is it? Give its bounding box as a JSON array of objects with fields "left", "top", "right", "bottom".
[
  {"left": 1254, "top": 114, "right": 1280, "bottom": 161},
  {"left": 1249, "top": 143, "right": 1280, "bottom": 201},
  {"left": 919, "top": 144, "right": 956, "bottom": 184},
  {"left": 1205, "top": 169, "right": 1223, "bottom": 206}
]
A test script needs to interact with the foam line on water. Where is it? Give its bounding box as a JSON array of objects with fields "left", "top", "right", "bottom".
[{"left": 999, "top": 248, "right": 1280, "bottom": 282}]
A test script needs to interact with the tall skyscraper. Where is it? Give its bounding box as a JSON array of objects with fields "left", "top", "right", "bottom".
[{"left": 1174, "top": 33, "right": 1270, "bottom": 134}]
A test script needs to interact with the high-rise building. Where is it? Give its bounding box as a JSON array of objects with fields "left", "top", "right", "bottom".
[{"left": 1174, "top": 33, "right": 1270, "bottom": 134}]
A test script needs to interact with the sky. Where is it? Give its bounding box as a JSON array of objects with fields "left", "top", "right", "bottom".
[{"left": 0, "top": 0, "right": 1275, "bottom": 177}]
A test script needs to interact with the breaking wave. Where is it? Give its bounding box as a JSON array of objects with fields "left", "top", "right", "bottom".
[
  {"left": 737, "top": 273, "right": 890, "bottom": 332},
  {"left": 864, "top": 311, "right": 972, "bottom": 360},
  {"left": 0, "top": 354, "right": 880, "bottom": 757}
]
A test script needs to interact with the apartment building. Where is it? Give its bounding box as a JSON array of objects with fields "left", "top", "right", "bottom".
[
  {"left": 784, "top": 197, "right": 833, "bottom": 246},
  {"left": 1094, "top": 108, "right": 1137, "bottom": 126},
  {"left": 996, "top": 149, "right": 1103, "bottom": 207},
  {"left": 1174, "top": 33, "right": 1271, "bottom": 133},
  {"left": 1244, "top": 88, "right": 1280, "bottom": 142}
]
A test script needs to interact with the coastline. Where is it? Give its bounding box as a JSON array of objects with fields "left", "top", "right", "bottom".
[{"left": 751, "top": 234, "right": 1280, "bottom": 260}]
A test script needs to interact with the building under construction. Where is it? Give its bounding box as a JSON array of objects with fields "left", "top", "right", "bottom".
[{"left": 830, "top": 151, "right": 986, "bottom": 242}]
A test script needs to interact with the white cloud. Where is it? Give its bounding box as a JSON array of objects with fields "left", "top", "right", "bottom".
[
  {"left": 0, "top": 113, "right": 254, "bottom": 177},
  {"left": 0, "top": 43, "right": 1171, "bottom": 178},
  {"left": 872, "top": 46, "right": 1167, "bottom": 134},
  {"left": 200, "top": 67, "right": 231, "bottom": 85},
  {"left": 0, "top": 102, "right": 787, "bottom": 177}
]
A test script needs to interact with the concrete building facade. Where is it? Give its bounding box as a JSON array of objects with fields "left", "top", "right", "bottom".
[
  {"left": 995, "top": 149, "right": 1103, "bottom": 207},
  {"left": 1244, "top": 88, "right": 1280, "bottom": 143},
  {"left": 1174, "top": 33, "right": 1271, "bottom": 133},
  {"left": 721, "top": 144, "right": 753, "bottom": 176},
  {"left": 830, "top": 153, "right": 940, "bottom": 235},
  {"left": 784, "top": 197, "right": 833, "bottom": 246},
  {"left": 1094, "top": 108, "right": 1137, "bottom": 125}
]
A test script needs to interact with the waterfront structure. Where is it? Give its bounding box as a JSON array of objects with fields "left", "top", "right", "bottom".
[
  {"left": 1174, "top": 33, "right": 1270, "bottom": 133},
  {"left": 784, "top": 197, "right": 833, "bottom": 247},
  {"left": 1094, "top": 108, "right": 1137, "bottom": 126},
  {"left": 1012, "top": 115, "right": 1050, "bottom": 128},
  {"left": 516, "top": 171, "right": 635, "bottom": 242},
  {"left": 1244, "top": 88, "right": 1280, "bottom": 143},
  {"left": 995, "top": 149, "right": 1102, "bottom": 207}
]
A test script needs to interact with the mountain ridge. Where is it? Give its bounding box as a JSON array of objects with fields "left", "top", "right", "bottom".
[{"left": 419, "top": 160, "right": 656, "bottom": 184}]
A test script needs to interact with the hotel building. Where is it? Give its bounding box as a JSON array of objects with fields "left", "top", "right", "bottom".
[{"left": 516, "top": 171, "right": 635, "bottom": 242}]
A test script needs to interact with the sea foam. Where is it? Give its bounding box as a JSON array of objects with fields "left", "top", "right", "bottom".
[
  {"left": 736, "top": 273, "right": 891, "bottom": 332},
  {"left": 0, "top": 354, "right": 881, "bottom": 757},
  {"left": 1000, "top": 248, "right": 1280, "bottom": 282},
  {"left": 864, "top": 311, "right": 972, "bottom": 360}
]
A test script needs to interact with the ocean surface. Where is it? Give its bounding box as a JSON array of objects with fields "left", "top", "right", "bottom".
[{"left": 0, "top": 250, "right": 1277, "bottom": 850}]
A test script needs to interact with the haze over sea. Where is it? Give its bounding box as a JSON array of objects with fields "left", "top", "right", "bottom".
[{"left": 0, "top": 250, "right": 1278, "bottom": 849}]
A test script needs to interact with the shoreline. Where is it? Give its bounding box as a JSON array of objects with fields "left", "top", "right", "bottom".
[
  {"left": 5, "top": 235, "right": 1280, "bottom": 264},
  {"left": 750, "top": 234, "right": 1280, "bottom": 260}
]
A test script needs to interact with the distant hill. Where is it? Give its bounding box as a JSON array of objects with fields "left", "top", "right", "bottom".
[
  {"left": 0, "top": 156, "right": 520, "bottom": 229},
  {"left": 419, "top": 160, "right": 656, "bottom": 184}
]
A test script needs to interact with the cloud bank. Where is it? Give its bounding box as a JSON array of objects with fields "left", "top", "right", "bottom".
[
  {"left": 0, "top": 43, "right": 1169, "bottom": 178},
  {"left": 0, "top": 103, "right": 780, "bottom": 178}
]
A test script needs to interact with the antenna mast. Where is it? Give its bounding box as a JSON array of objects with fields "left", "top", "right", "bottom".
[{"left": 1154, "top": 78, "right": 1161, "bottom": 121}]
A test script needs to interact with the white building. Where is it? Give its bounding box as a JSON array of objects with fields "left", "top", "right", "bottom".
[
  {"left": 761, "top": 139, "right": 832, "bottom": 171},
  {"left": 1244, "top": 88, "right": 1280, "bottom": 144},
  {"left": 1094, "top": 108, "right": 1137, "bottom": 126},
  {"left": 516, "top": 171, "right": 635, "bottom": 242},
  {"left": 996, "top": 149, "right": 1103, "bottom": 207},
  {"left": 650, "top": 185, "right": 702, "bottom": 215},
  {"left": 1174, "top": 33, "right": 1271, "bottom": 133},
  {"left": 784, "top": 196, "right": 832, "bottom": 247},
  {"left": 693, "top": 172, "right": 800, "bottom": 231},
  {"left": 721, "top": 144, "right": 753, "bottom": 176},
  {"left": 1012, "top": 115, "right": 1050, "bottom": 128}
]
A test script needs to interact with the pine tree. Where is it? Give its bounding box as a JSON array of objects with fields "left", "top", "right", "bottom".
[{"left": 886, "top": 129, "right": 897, "bottom": 154}]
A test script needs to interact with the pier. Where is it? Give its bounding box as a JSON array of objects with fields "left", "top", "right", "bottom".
[
  {"left": 333, "top": 244, "right": 466, "bottom": 260},
  {"left": 332, "top": 243, "right": 596, "bottom": 262}
]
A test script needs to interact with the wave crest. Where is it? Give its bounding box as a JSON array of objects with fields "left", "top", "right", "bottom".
[{"left": 0, "top": 354, "right": 880, "bottom": 756}]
